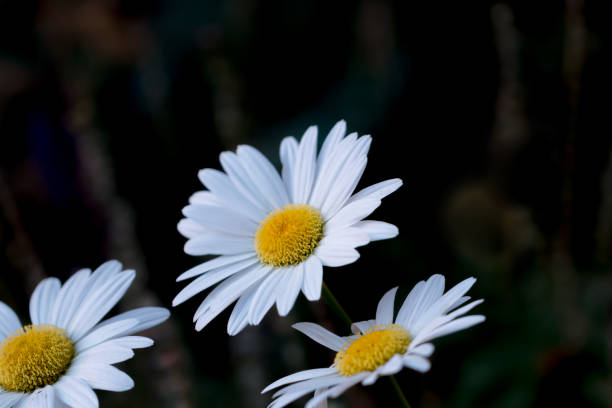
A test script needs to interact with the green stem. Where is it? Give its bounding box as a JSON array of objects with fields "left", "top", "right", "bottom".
[
  {"left": 321, "top": 281, "right": 353, "bottom": 328},
  {"left": 320, "top": 281, "right": 411, "bottom": 408},
  {"left": 389, "top": 375, "right": 412, "bottom": 408}
]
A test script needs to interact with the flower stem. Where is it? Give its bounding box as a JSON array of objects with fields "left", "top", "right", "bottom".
[
  {"left": 320, "top": 281, "right": 411, "bottom": 408},
  {"left": 321, "top": 281, "right": 353, "bottom": 328},
  {"left": 389, "top": 375, "right": 412, "bottom": 408}
]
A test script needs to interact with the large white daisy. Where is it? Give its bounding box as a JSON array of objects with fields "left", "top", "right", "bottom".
[
  {"left": 174, "top": 120, "right": 402, "bottom": 334},
  {"left": 0, "top": 260, "right": 170, "bottom": 407},
  {"left": 262, "top": 274, "right": 485, "bottom": 408}
]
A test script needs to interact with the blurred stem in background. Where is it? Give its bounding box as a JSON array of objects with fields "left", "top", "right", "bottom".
[{"left": 322, "top": 282, "right": 411, "bottom": 408}]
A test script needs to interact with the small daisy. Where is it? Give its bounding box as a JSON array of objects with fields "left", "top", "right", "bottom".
[
  {"left": 263, "top": 274, "right": 485, "bottom": 408},
  {"left": 174, "top": 120, "right": 402, "bottom": 334},
  {"left": 0, "top": 260, "right": 170, "bottom": 407}
]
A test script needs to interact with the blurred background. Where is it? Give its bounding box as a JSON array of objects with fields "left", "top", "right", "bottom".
[{"left": 1, "top": 0, "right": 611, "bottom": 406}]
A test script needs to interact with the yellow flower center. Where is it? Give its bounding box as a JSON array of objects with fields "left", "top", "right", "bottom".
[
  {"left": 0, "top": 324, "right": 74, "bottom": 393},
  {"left": 334, "top": 324, "right": 411, "bottom": 376},
  {"left": 255, "top": 204, "right": 324, "bottom": 267}
]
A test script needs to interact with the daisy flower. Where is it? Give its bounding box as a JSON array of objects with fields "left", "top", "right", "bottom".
[
  {"left": 263, "top": 274, "right": 485, "bottom": 408},
  {"left": 174, "top": 120, "right": 402, "bottom": 334},
  {"left": 0, "top": 260, "right": 170, "bottom": 407}
]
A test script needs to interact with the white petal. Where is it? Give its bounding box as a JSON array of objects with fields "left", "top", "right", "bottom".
[
  {"left": 449, "top": 296, "right": 471, "bottom": 311},
  {"left": 194, "top": 265, "right": 271, "bottom": 331},
  {"left": 396, "top": 275, "right": 445, "bottom": 331},
  {"left": 348, "top": 178, "right": 403, "bottom": 203},
  {"left": 54, "top": 376, "right": 99, "bottom": 408},
  {"left": 30, "top": 278, "right": 61, "bottom": 325},
  {"left": 91, "top": 307, "right": 170, "bottom": 338},
  {"left": 67, "top": 270, "right": 135, "bottom": 341},
  {"left": 110, "top": 336, "right": 154, "bottom": 349},
  {"left": 301, "top": 256, "right": 323, "bottom": 301},
  {"left": 0, "top": 391, "right": 25, "bottom": 408},
  {"left": 292, "top": 322, "right": 345, "bottom": 351},
  {"left": 262, "top": 367, "right": 337, "bottom": 393},
  {"left": 417, "top": 315, "right": 485, "bottom": 343},
  {"left": 23, "top": 386, "right": 54, "bottom": 408},
  {"left": 237, "top": 145, "right": 290, "bottom": 208},
  {"left": 0, "top": 301, "right": 21, "bottom": 339},
  {"left": 188, "top": 190, "right": 223, "bottom": 206},
  {"left": 176, "top": 253, "right": 256, "bottom": 282},
  {"left": 269, "top": 375, "right": 344, "bottom": 408},
  {"left": 50, "top": 269, "right": 91, "bottom": 329},
  {"left": 410, "top": 277, "right": 476, "bottom": 334},
  {"left": 320, "top": 227, "right": 370, "bottom": 249},
  {"left": 70, "top": 364, "right": 134, "bottom": 392},
  {"left": 220, "top": 151, "right": 273, "bottom": 213},
  {"left": 173, "top": 258, "right": 258, "bottom": 306},
  {"left": 402, "top": 355, "right": 431, "bottom": 372},
  {"left": 350, "top": 319, "right": 375, "bottom": 335},
  {"left": 280, "top": 136, "right": 298, "bottom": 196},
  {"left": 410, "top": 343, "right": 435, "bottom": 357},
  {"left": 375, "top": 287, "right": 398, "bottom": 325},
  {"left": 198, "top": 168, "right": 267, "bottom": 222},
  {"left": 316, "top": 120, "right": 346, "bottom": 168},
  {"left": 76, "top": 318, "right": 139, "bottom": 352},
  {"left": 304, "top": 373, "right": 368, "bottom": 408},
  {"left": 227, "top": 283, "right": 259, "bottom": 336},
  {"left": 182, "top": 204, "right": 257, "bottom": 236},
  {"left": 314, "top": 245, "right": 359, "bottom": 267},
  {"left": 325, "top": 199, "right": 381, "bottom": 232},
  {"left": 177, "top": 218, "right": 207, "bottom": 239},
  {"left": 319, "top": 156, "right": 368, "bottom": 218},
  {"left": 184, "top": 234, "right": 254, "bottom": 256},
  {"left": 276, "top": 266, "right": 303, "bottom": 316},
  {"left": 72, "top": 341, "right": 134, "bottom": 365},
  {"left": 354, "top": 221, "right": 399, "bottom": 241},
  {"left": 292, "top": 126, "right": 317, "bottom": 204},
  {"left": 248, "top": 270, "right": 283, "bottom": 325},
  {"left": 378, "top": 354, "right": 404, "bottom": 375}
]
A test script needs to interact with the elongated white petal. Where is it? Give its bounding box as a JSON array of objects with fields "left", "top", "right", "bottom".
[
  {"left": 262, "top": 368, "right": 338, "bottom": 393},
  {"left": 378, "top": 354, "right": 404, "bottom": 375},
  {"left": 375, "top": 287, "right": 398, "bottom": 325},
  {"left": 320, "top": 227, "right": 370, "bottom": 249},
  {"left": 198, "top": 168, "right": 267, "bottom": 222},
  {"left": 354, "top": 220, "right": 399, "bottom": 241},
  {"left": 30, "top": 278, "right": 61, "bottom": 325},
  {"left": 248, "top": 270, "right": 283, "bottom": 325},
  {"left": 70, "top": 364, "right": 134, "bottom": 391},
  {"left": 220, "top": 151, "right": 273, "bottom": 213},
  {"left": 227, "top": 284, "right": 259, "bottom": 335},
  {"left": 292, "top": 322, "right": 345, "bottom": 351},
  {"left": 184, "top": 234, "right": 254, "bottom": 256},
  {"left": 110, "top": 336, "right": 154, "bottom": 349},
  {"left": 418, "top": 315, "right": 485, "bottom": 343},
  {"left": 410, "top": 343, "right": 435, "bottom": 357},
  {"left": 348, "top": 178, "right": 403, "bottom": 203},
  {"left": 76, "top": 318, "right": 139, "bottom": 352},
  {"left": 72, "top": 342, "right": 134, "bottom": 366},
  {"left": 0, "top": 301, "right": 21, "bottom": 339},
  {"left": 320, "top": 156, "right": 368, "bottom": 218},
  {"left": 292, "top": 126, "right": 317, "bottom": 204},
  {"left": 55, "top": 376, "right": 99, "bottom": 408},
  {"left": 176, "top": 254, "right": 256, "bottom": 282},
  {"left": 314, "top": 245, "right": 359, "bottom": 267},
  {"left": 0, "top": 391, "right": 25, "bottom": 408},
  {"left": 350, "top": 319, "right": 375, "bottom": 335},
  {"left": 182, "top": 204, "right": 257, "bottom": 236},
  {"left": 397, "top": 274, "right": 445, "bottom": 330},
  {"left": 91, "top": 307, "right": 170, "bottom": 338},
  {"left": 23, "top": 386, "right": 54, "bottom": 408},
  {"left": 51, "top": 269, "right": 91, "bottom": 329},
  {"left": 174, "top": 258, "right": 257, "bottom": 306},
  {"left": 302, "top": 256, "right": 323, "bottom": 301},
  {"left": 325, "top": 199, "right": 381, "bottom": 232},
  {"left": 304, "top": 373, "right": 368, "bottom": 408},
  {"left": 276, "top": 266, "right": 303, "bottom": 316},
  {"left": 402, "top": 355, "right": 431, "bottom": 372},
  {"left": 237, "top": 145, "right": 290, "bottom": 208},
  {"left": 280, "top": 136, "right": 298, "bottom": 195}
]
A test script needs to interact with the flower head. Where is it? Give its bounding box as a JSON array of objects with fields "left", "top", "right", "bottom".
[
  {"left": 262, "top": 275, "right": 485, "bottom": 408},
  {"left": 174, "top": 120, "right": 402, "bottom": 334},
  {"left": 0, "top": 260, "right": 170, "bottom": 407}
]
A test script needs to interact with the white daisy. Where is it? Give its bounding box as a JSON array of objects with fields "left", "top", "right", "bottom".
[
  {"left": 174, "top": 120, "right": 402, "bottom": 335},
  {"left": 0, "top": 260, "right": 170, "bottom": 407},
  {"left": 262, "top": 274, "right": 485, "bottom": 408}
]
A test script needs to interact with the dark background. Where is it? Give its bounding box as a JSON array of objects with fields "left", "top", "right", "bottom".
[{"left": 1, "top": 0, "right": 611, "bottom": 407}]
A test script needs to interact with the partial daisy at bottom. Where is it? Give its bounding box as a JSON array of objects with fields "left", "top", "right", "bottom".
[
  {"left": 0, "top": 260, "right": 170, "bottom": 408},
  {"left": 262, "top": 274, "right": 485, "bottom": 408}
]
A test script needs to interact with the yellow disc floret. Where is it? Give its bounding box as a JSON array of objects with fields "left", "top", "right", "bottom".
[
  {"left": 334, "top": 324, "right": 411, "bottom": 376},
  {"left": 255, "top": 204, "right": 324, "bottom": 267},
  {"left": 0, "top": 324, "right": 74, "bottom": 393}
]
